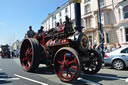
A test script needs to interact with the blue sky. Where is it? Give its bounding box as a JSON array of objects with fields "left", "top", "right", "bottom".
[{"left": 0, "top": 0, "right": 68, "bottom": 45}]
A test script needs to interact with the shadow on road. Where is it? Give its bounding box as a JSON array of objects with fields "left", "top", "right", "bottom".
[
  {"left": 72, "top": 72, "right": 128, "bottom": 85},
  {"left": 0, "top": 72, "right": 12, "bottom": 85},
  {"left": 34, "top": 66, "right": 55, "bottom": 75},
  {"left": 0, "top": 57, "right": 19, "bottom": 59},
  {"left": 104, "top": 65, "right": 128, "bottom": 71}
]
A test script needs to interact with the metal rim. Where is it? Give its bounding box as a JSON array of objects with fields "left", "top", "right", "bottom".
[
  {"left": 20, "top": 39, "right": 33, "bottom": 71},
  {"left": 54, "top": 48, "right": 81, "bottom": 82},
  {"left": 82, "top": 49, "right": 102, "bottom": 74},
  {"left": 83, "top": 53, "right": 99, "bottom": 71},
  {"left": 113, "top": 60, "right": 124, "bottom": 70}
]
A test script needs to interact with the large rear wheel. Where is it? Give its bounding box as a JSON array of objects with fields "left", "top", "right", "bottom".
[
  {"left": 20, "top": 38, "right": 41, "bottom": 72},
  {"left": 82, "top": 49, "right": 102, "bottom": 74},
  {"left": 54, "top": 47, "right": 81, "bottom": 82}
]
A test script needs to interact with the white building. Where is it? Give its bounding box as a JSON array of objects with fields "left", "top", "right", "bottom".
[
  {"left": 115, "top": 0, "right": 128, "bottom": 45},
  {"left": 12, "top": 40, "right": 21, "bottom": 50},
  {"left": 81, "top": 0, "right": 116, "bottom": 47},
  {"left": 42, "top": 1, "right": 75, "bottom": 31},
  {"left": 42, "top": 0, "right": 128, "bottom": 48}
]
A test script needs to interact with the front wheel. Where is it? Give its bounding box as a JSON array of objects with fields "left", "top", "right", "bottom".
[
  {"left": 20, "top": 38, "right": 41, "bottom": 72},
  {"left": 82, "top": 49, "right": 102, "bottom": 74},
  {"left": 54, "top": 47, "right": 81, "bottom": 82}
]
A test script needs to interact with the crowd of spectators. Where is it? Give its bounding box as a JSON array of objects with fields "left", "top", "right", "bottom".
[{"left": 104, "top": 43, "right": 121, "bottom": 53}]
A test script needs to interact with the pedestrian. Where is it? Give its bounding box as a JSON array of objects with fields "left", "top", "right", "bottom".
[
  {"left": 16, "top": 49, "right": 20, "bottom": 57},
  {"left": 95, "top": 44, "right": 100, "bottom": 52},
  {"left": 116, "top": 43, "right": 121, "bottom": 49},
  {"left": 104, "top": 46, "right": 109, "bottom": 53},
  {"left": 107, "top": 46, "right": 110, "bottom": 52},
  {"left": 112, "top": 44, "right": 116, "bottom": 51},
  {"left": 37, "top": 26, "right": 44, "bottom": 41},
  {"left": 26, "top": 26, "right": 36, "bottom": 38},
  {"left": 11, "top": 51, "right": 15, "bottom": 57},
  {"left": 88, "top": 41, "right": 92, "bottom": 49}
]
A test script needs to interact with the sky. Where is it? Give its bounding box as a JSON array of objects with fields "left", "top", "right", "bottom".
[{"left": 0, "top": 0, "right": 68, "bottom": 45}]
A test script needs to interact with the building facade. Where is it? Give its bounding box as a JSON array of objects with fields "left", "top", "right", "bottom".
[
  {"left": 12, "top": 40, "right": 21, "bottom": 50},
  {"left": 42, "top": 0, "right": 128, "bottom": 48},
  {"left": 115, "top": 0, "right": 128, "bottom": 45},
  {"left": 42, "top": 2, "right": 75, "bottom": 31}
]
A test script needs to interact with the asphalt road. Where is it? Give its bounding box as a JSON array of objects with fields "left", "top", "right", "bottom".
[{"left": 0, "top": 57, "right": 128, "bottom": 85}]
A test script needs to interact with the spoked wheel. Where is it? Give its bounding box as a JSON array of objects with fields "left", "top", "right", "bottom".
[
  {"left": 82, "top": 49, "right": 102, "bottom": 74},
  {"left": 112, "top": 59, "right": 125, "bottom": 70},
  {"left": 54, "top": 47, "right": 81, "bottom": 82},
  {"left": 20, "top": 38, "right": 41, "bottom": 72}
]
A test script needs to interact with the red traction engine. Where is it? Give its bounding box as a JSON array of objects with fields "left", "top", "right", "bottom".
[{"left": 20, "top": 18, "right": 102, "bottom": 82}]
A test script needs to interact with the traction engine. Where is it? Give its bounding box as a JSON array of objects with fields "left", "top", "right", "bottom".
[
  {"left": 20, "top": 16, "right": 102, "bottom": 82},
  {"left": 0, "top": 45, "right": 11, "bottom": 58}
]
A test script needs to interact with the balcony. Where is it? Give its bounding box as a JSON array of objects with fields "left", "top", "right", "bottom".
[
  {"left": 83, "top": 27, "right": 96, "bottom": 33},
  {"left": 117, "top": 19, "right": 128, "bottom": 27}
]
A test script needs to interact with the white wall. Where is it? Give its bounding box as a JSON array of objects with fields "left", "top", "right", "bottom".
[{"left": 91, "top": 0, "right": 98, "bottom": 12}]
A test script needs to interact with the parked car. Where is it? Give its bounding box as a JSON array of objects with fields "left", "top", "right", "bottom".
[{"left": 104, "top": 47, "right": 128, "bottom": 70}]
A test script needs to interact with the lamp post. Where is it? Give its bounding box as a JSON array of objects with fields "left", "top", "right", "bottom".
[{"left": 97, "top": 0, "right": 104, "bottom": 60}]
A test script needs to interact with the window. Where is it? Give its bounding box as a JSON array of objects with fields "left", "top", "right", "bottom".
[
  {"left": 125, "top": 28, "right": 128, "bottom": 42},
  {"left": 53, "top": 15, "right": 56, "bottom": 21},
  {"left": 48, "top": 23, "right": 50, "bottom": 29},
  {"left": 121, "top": 48, "right": 128, "bottom": 53},
  {"left": 60, "top": 18, "right": 62, "bottom": 25},
  {"left": 65, "top": 8, "right": 68, "bottom": 13},
  {"left": 85, "top": 16, "right": 92, "bottom": 28},
  {"left": 86, "top": 18, "right": 90, "bottom": 28},
  {"left": 84, "top": 0, "right": 90, "bottom": 3},
  {"left": 104, "top": 12, "right": 112, "bottom": 24},
  {"left": 97, "top": 12, "right": 104, "bottom": 25},
  {"left": 120, "top": 28, "right": 128, "bottom": 43},
  {"left": 118, "top": 8, "right": 121, "bottom": 20},
  {"left": 84, "top": 4, "right": 91, "bottom": 14},
  {"left": 100, "top": 0, "right": 104, "bottom": 8},
  {"left": 106, "top": 32, "right": 110, "bottom": 43},
  {"left": 54, "top": 21, "right": 56, "bottom": 27},
  {"left": 59, "top": 12, "right": 61, "bottom": 17},
  {"left": 120, "top": 29, "right": 124, "bottom": 42},
  {"left": 123, "top": 5, "right": 128, "bottom": 19},
  {"left": 54, "top": 15, "right": 56, "bottom": 19},
  {"left": 81, "top": 19, "right": 85, "bottom": 27}
]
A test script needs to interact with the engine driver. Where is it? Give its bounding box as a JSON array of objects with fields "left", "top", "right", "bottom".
[
  {"left": 38, "top": 26, "right": 44, "bottom": 34},
  {"left": 26, "top": 26, "right": 36, "bottom": 38}
]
